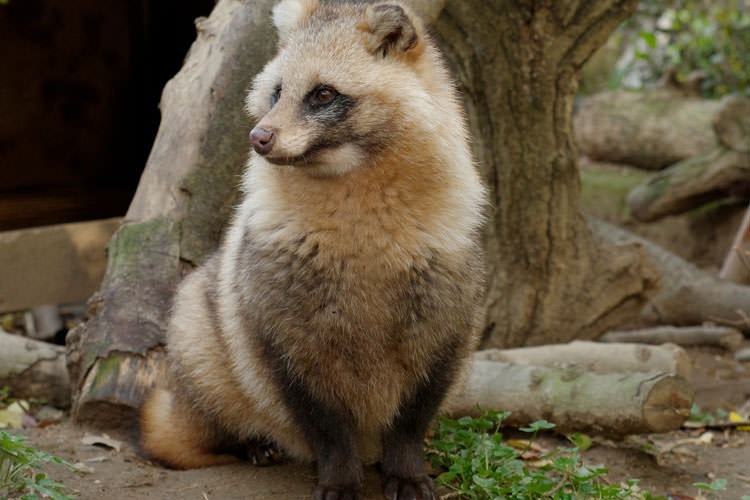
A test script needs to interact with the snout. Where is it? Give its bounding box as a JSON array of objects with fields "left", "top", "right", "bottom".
[{"left": 249, "top": 127, "right": 276, "bottom": 155}]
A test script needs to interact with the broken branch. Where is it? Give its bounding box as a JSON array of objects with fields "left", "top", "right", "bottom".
[
  {"left": 0, "top": 330, "right": 70, "bottom": 408},
  {"left": 600, "top": 326, "right": 744, "bottom": 350}
]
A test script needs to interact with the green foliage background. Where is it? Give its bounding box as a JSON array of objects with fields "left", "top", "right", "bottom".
[{"left": 581, "top": 0, "right": 750, "bottom": 98}]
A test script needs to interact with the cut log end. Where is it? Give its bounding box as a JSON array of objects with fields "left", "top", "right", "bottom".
[
  {"left": 714, "top": 94, "right": 750, "bottom": 153},
  {"left": 72, "top": 349, "right": 168, "bottom": 428},
  {"left": 641, "top": 374, "right": 694, "bottom": 432}
]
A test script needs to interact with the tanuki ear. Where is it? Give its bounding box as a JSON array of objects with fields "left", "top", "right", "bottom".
[
  {"left": 272, "top": 0, "right": 319, "bottom": 41},
  {"left": 359, "top": 3, "right": 424, "bottom": 58}
]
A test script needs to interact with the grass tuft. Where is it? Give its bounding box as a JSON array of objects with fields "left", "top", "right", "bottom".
[
  {"left": 0, "top": 430, "right": 76, "bottom": 500},
  {"left": 426, "top": 409, "right": 667, "bottom": 500}
]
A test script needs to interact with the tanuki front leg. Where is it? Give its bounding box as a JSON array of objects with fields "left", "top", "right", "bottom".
[
  {"left": 279, "top": 376, "right": 364, "bottom": 500},
  {"left": 381, "top": 368, "right": 456, "bottom": 500}
]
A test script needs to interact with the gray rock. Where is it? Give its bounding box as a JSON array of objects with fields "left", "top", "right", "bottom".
[{"left": 733, "top": 347, "right": 750, "bottom": 362}]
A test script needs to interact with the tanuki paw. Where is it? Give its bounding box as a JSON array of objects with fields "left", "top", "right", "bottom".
[
  {"left": 382, "top": 474, "right": 434, "bottom": 500},
  {"left": 313, "top": 485, "right": 364, "bottom": 500}
]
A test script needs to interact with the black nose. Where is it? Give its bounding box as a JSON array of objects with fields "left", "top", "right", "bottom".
[{"left": 249, "top": 127, "right": 276, "bottom": 155}]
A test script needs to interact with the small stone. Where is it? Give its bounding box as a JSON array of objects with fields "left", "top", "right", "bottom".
[
  {"left": 28, "top": 304, "right": 63, "bottom": 341},
  {"left": 73, "top": 462, "right": 95, "bottom": 474},
  {"left": 36, "top": 405, "right": 65, "bottom": 427},
  {"left": 81, "top": 433, "right": 122, "bottom": 453},
  {"left": 734, "top": 347, "right": 750, "bottom": 362}
]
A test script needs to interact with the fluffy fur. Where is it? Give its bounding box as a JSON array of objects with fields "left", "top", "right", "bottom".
[{"left": 141, "top": 1, "right": 486, "bottom": 499}]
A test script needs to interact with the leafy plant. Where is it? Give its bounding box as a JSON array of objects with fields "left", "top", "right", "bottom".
[
  {"left": 688, "top": 403, "right": 728, "bottom": 424},
  {"left": 622, "top": 0, "right": 750, "bottom": 98},
  {"left": 426, "top": 409, "right": 663, "bottom": 499},
  {"left": 0, "top": 431, "right": 76, "bottom": 500},
  {"left": 693, "top": 478, "right": 727, "bottom": 499}
]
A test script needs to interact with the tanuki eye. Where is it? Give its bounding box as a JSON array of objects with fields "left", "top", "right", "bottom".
[
  {"left": 270, "top": 86, "right": 281, "bottom": 108},
  {"left": 315, "top": 87, "right": 336, "bottom": 104}
]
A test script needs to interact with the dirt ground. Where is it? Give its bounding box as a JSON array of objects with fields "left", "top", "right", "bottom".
[{"left": 17, "top": 346, "right": 749, "bottom": 500}]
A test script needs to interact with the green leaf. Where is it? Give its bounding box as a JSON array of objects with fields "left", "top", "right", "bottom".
[
  {"left": 568, "top": 433, "right": 593, "bottom": 451},
  {"left": 472, "top": 475, "right": 498, "bottom": 489},
  {"left": 640, "top": 31, "right": 657, "bottom": 48},
  {"left": 693, "top": 478, "right": 727, "bottom": 491},
  {"left": 520, "top": 420, "right": 555, "bottom": 433}
]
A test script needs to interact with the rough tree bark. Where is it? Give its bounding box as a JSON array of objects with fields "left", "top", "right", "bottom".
[
  {"left": 68, "top": 0, "right": 659, "bottom": 424},
  {"left": 434, "top": 1, "right": 657, "bottom": 348}
]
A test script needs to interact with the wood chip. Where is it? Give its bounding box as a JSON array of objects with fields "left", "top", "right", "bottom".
[{"left": 81, "top": 433, "right": 122, "bottom": 452}]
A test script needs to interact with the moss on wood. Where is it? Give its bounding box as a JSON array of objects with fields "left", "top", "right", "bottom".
[{"left": 579, "top": 161, "right": 651, "bottom": 218}]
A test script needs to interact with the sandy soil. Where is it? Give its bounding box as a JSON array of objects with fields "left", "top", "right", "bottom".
[
  {"left": 28, "top": 423, "right": 383, "bottom": 500},
  {"left": 18, "top": 347, "right": 750, "bottom": 500}
]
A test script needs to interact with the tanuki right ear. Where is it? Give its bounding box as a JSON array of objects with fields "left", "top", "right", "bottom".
[
  {"left": 272, "top": 0, "right": 319, "bottom": 41},
  {"left": 359, "top": 3, "right": 425, "bottom": 58}
]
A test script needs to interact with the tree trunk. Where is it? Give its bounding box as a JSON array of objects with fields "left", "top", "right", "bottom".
[
  {"left": 434, "top": 1, "right": 656, "bottom": 348},
  {"left": 68, "top": 0, "right": 659, "bottom": 425}
]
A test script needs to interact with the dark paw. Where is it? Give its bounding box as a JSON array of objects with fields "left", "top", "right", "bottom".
[
  {"left": 383, "top": 475, "right": 434, "bottom": 500},
  {"left": 313, "top": 485, "right": 364, "bottom": 500},
  {"left": 247, "top": 441, "right": 284, "bottom": 466}
]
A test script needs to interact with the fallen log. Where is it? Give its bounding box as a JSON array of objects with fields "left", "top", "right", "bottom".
[
  {"left": 627, "top": 146, "right": 750, "bottom": 222},
  {"left": 447, "top": 361, "right": 693, "bottom": 436},
  {"left": 600, "top": 326, "right": 743, "bottom": 350},
  {"left": 574, "top": 90, "right": 720, "bottom": 170},
  {"left": 0, "top": 330, "right": 69, "bottom": 408},
  {"left": 575, "top": 91, "right": 750, "bottom": 171},
  {"left": 628, "top": 95, "right": 750, "bottom": 221},
  {"left": 474, "top": 340, "right": 691, "bottom": 381},
  {"left": 589, "top": 217, "right": 750, "bottom": 332}
]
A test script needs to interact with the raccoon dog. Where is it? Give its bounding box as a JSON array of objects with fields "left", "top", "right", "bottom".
[{"left": 140, "top": 0, "right": 486, "bottom": 498}]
